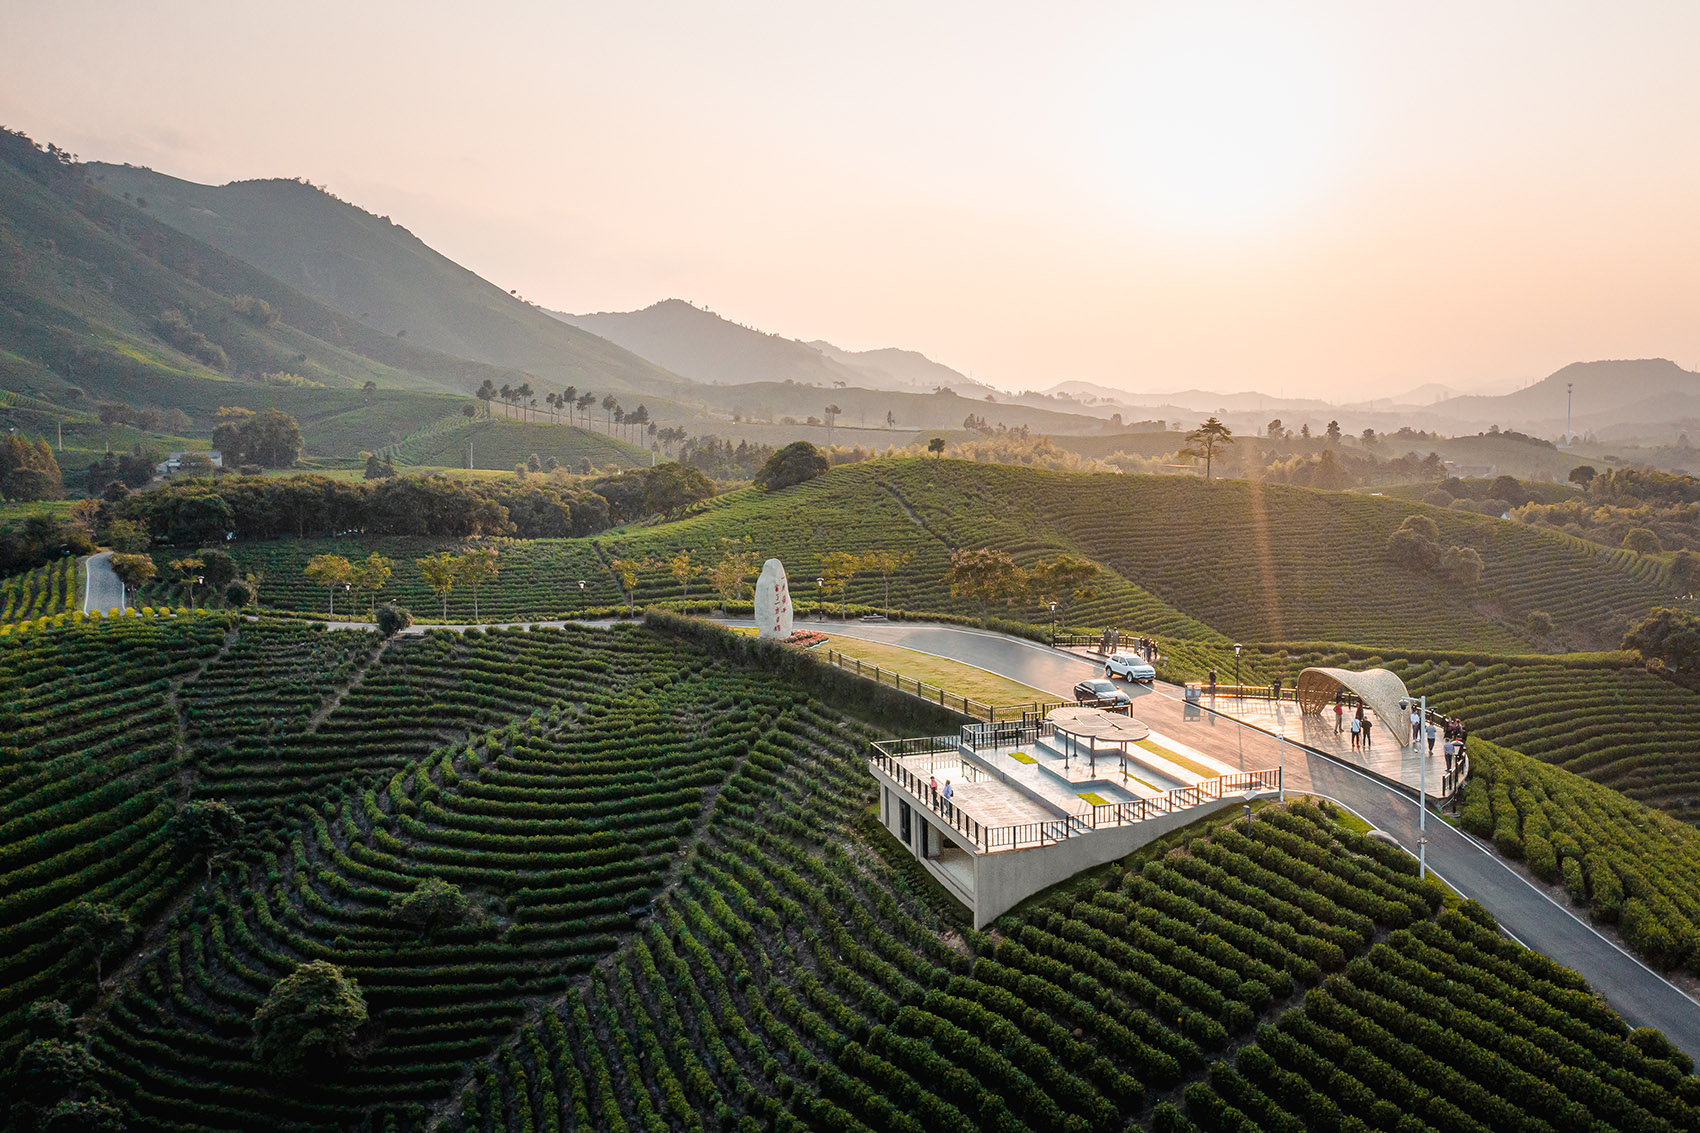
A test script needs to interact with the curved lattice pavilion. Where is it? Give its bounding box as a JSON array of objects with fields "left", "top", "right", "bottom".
[{"left": 1294, "top": 666, "right": 1413, "bottom": 737}]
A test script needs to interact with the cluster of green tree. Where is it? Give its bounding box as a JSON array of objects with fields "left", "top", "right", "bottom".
[
  {"left": 229, "top": 294, "right": 278, "bottom": 326},
  {"left": 108, "top": 462, "right": 713, "bottom": 546},
  {"left": 209, "top": 407, "right": 303, "bottom": 468},
  {"left": 1513, "top": 466, "right": 1700, "bottom": 554},
  {"left": 1624, "top": 607, "right": 1700, "bottom": 678},
  {"left": 1421, "top": 473, "right": 1563, "bottom": 514},
  {"left": 1265, "top": 447, "right": 1446, "bottom": 490},
  {"left": 0, "top": 513, "right": 95, "bottom": 576},
  {"left": 589, "top": 462, "right": 715, "bottom": 523},
  {"left": 753, "top": 441, "right": 829, "bottom": 491},
  {"left": 94, "top": 400, "right": 194, "bottom": 436},
  {"left": 947, "top": 547, "right": 1102, "bottom": 621},
  {"left": 153, "top": 308, "right": 227, "bottom": 369},
  {"left": 84, "top": 445, "right": 160, "bottom": 493},
  {"left": 9, "top": 994, "right": 126, "bottom": 1131},
  {"left": 679, "top": 434, "right": 780, "bottom": 481},
  {"left": 1385, "top": 514, "right": 1484, "bottom": 586},
  {"left": 1509, "top": 466, "right": 1693, "bottom": 554},
  {"left": 0, "top": 434, "right": 63, "bottom": 501}
]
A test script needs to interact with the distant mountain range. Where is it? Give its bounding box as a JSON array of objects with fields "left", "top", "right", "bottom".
[
  {"left": 2, "top": 128, "right": 1692, "bottom": 463},
  {"left": 553, "top": 299, "right": 993, "bottom": 396}
]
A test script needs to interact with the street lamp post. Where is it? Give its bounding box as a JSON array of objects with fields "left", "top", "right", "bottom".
[
  {"left": 1233, "top": 643, "right": 1242, "bottom": 697},
  {"left": 1405, "top": 694, "right": 1430, "bottom": 879},
  {"left": 1242, "top": 789, "right": 1257, "bottom": 831},
  {"left": 1050, "top": 602, "right": 1058, "bottom": 648},
  {"left": 817, "top": 577, "right": 824, "bottom": 621}
]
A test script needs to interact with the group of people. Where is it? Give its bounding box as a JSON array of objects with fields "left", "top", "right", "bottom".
[
  {"left": 1333, "top": 702, "right": 1377, "bottom": 750},
  {"left": 928, "top": 774, "right": 955, "bottom": 819},
  {"left": 1331, "top": 698, "right": 1469, "bottom": 769}
]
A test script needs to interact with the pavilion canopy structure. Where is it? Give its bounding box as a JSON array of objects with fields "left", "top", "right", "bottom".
[
  {"left": 1294, "top": 667, "right": 1414, "bottom": 738},
  {"left": 1046, "top": 706, "right": 1152, "bottom": 771}
]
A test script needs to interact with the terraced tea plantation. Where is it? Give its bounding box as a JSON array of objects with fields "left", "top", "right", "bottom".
[
  {"left": 142, "top": 537, "right": 624, "bottom": 621},
  {"left": 0, "top": 556, "right": 79, "bottom": 623},
  {"left": 386, "top": 418, "right": 647, "bottom": 473},
  {"left": 3, "top": 609, "right": 1693, "bottom": 1130},
  {"left": 450, "top": 798, "right": 1693, "bottom": 1133},
  {"left": 1458, "top": 737, "right": 1700, "bottom": 977}
]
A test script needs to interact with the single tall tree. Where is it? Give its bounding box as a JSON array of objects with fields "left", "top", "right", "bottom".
[
  {"left": 948, "top": 547, "right": 1028, "bottom": 623},
  {"left": 667, "top": 549, "right": 697, "bottom": 603},
  {"left": 169, "top": 556, "right": 205, "bottom": 609},
  {"left": 68, "top": 902, "right": 132, "bottom": 985},
  {"left": 928, "top": 437, "right": 946, "bottom": 460},
  {"left": 351, "top": 553, "right": 393, "bottom": 617},
  {"left": 1183, "top": 417, "right": 1234, "bottom": 480},
  {"left": 168, "top": 799, "right": 246, "bottom": 880},
  {"left": 859, "top": 548, "right": 913, "bottom": 616},
  {"left": 824, "top": 404, "right": 841, "bottom": 453},
  {"left": 707, "top": 539, "right": 758, "bottom": 608},
  {"left": 608, "top": 556, "right": 652, "bottom": 613},
  {"left": 417, "top": 552, "right": 461, "bottom": 619},
  {"left": 456, "top": 548, "right": 499, "bottom": 621},
  {"left": 303, "top": 554, "right": 355, "bottom": 617},
  {"left": 252, "top": 961, "right": 368, "bottom": 1078},
  {"left": 108, "top": 553, "right": 156, "bottom": 609}
]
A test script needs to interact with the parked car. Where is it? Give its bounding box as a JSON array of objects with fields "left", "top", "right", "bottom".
[
  {"left": 1104, "top": 652, "right": 1156, "bottom": 683},
  {"left": 1073, "top": 677, "right": 1132, "bottom": 706}
]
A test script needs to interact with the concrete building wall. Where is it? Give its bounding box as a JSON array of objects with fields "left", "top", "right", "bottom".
[
  {"left": 971, "top": 797, "right": 1239, "bottom": 927},
  {"left": 870, "top": 758, "right": 1263, "bottom": 929}
]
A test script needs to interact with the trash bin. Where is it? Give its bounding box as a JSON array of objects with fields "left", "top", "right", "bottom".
[{"left": 1184, "top": 682, "right": 1202, "bottom": 703}]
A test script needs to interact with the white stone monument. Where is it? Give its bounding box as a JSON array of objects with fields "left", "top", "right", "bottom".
[{"left": 754, "top": 558, "right": 793, "bottom": 640}]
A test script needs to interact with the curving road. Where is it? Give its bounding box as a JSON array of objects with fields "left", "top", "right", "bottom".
[
  {"left": 809, "top": 619, "right": 1700, "bottom": 1058},
  {"left": 82, "top": 552, "right": 126, "bottom": 614}
]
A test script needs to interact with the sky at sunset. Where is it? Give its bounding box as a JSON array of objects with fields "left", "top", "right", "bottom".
[{"left": 5, "top": 2, "right": 1698, "bottom": 399}]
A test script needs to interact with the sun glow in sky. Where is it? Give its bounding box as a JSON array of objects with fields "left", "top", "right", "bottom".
[
  {"left": 3, "top": 2, "right": 1699, "bottom": 399},
  {"left": 1103, "top": 8, "right": 1348, "bottom": 231}
]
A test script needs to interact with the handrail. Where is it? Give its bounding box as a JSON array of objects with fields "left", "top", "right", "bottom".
[{"left": 870, "top": 747, "right": 1282, "bottom": 853}]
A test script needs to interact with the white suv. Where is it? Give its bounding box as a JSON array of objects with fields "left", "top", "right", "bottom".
[{"left": 1105, "top": 652, "right": 1156, "bottom": 683}]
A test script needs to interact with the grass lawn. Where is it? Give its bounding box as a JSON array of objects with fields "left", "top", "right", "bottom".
[{"left": 817, "top": 633, "right": 1055, "bottom": 708}]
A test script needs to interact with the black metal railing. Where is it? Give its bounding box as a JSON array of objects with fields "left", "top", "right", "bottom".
[{"left": 870, "top": 745, "right": 1283, "bottom": 853}]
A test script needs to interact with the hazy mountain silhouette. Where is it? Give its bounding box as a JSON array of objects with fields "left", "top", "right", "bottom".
[
  {"left": 1433, "top": 359, "right": 1700, "bottom": 431},
  {"left": 806, "top": 340, "right": 989, "bottom": 395},
  {"left": 555, "top": 300, "right": 863, "bottom": 388},
  {"left": 87, "top": 163, "right": 687, "bottom": 395},
  {"left": 555, "top": 299, "right": 989, "bottom": 396}
]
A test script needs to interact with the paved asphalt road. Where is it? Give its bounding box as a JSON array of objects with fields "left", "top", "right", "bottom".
[
  {"left": 811, "top": 619, "right": 1700, "bottom": 1058},
  {"left": 82, "top": 551, "right": 125, "bottom": 614}
]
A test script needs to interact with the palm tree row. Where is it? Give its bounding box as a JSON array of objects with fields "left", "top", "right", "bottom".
[{"left": 471, "top": 380, "right": 657, "bottom": 446}]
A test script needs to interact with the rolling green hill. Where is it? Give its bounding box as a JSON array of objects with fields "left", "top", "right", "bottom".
[
  {"left": 0, "top": 130, "right": 701, "bottom": 474},
  {"left": 0, "top": 133, "right": 545, "bottom": 403},
  {"left": 386, "top": 417, "right": 649, "bottom": 473},
  {"left": 88, "top": 164, "right": 692, "bottom": 397},
  {"left": 184, "top": 459, "right": 1681, "bottom": 653}
]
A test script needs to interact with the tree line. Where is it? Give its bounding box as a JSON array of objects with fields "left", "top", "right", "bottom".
[{"left": 103, "top": 463, "right": 714, "bottom": 546}]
